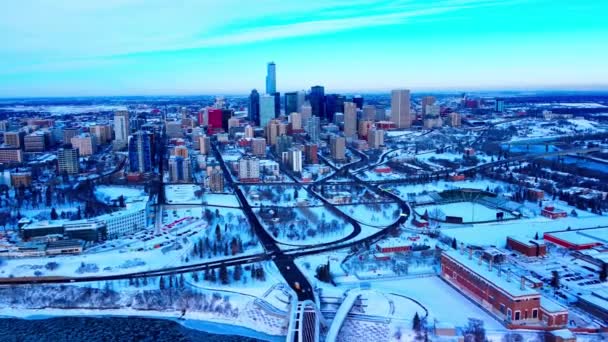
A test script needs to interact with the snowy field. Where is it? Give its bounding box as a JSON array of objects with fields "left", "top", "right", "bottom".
[
  {"left": 164, "top": 184, "right": 239, "bottom": 207},
  {"left": 337, "top": 203, "right": 400, "bottom": 227},
  {"left": 387, "top": 178, "right": 513, "bottom": 198},
  {"left": 242, "top": 185, "right": 321, "bottom": 207},
  {"left": 415, "top": 202, "right": 515, "bottom": 222},
  {"left": 95, "top": 185, "right": 146, "bottom": 204}
]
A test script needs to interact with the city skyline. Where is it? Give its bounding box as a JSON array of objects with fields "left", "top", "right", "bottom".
[{"left": 1, "top": 0, "right": 607, "bottom": 97}]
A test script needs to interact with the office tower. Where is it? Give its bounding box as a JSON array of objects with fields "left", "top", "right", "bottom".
[
  {"left": 209, "top": 167, "right": 224, "bottom": 192},
  {"left": 221, "top": 109, "right": 233, "bottom": 132},
  {"left": 391, "top": 89, "right": 411, "bottom": 128},
  {"left": 276, "top": 135, "right": 293, "bottom": 156},
  {"left": 198, "top": 109, "right": 207, "bottom": 126},
  {"left": 425, "top": 104, "right": 440, "bottom": 116},
  {"left": 352, "top": 95, "right": 364, "bottom": 109},
  {"left": 287, "top": 148, "right": 303, "bottom": 173},
  {"left": 301, "top": 104, "right": 312, "bottom": 124},
  {"left": 362, "top": 105, "right": 376, "bottom": 121},
  {"left": 495, "top": 99, "right": 505, "bottom": 113},
  {"left": 260, "top": 94, "right": 275, "bottom": 128},
  {"left": 448, "top": 112, "right": 462, "bottom": 127},
  {"left": 238, "top": 156, "right": 260, "bottom": 182},
  {"left": 296, "top": 91, "right": 306, "bottom": 113},
  {"left": 244, "top": 125, "right": 254, "bottom": 139},
  {"left": 3, "top": 131, "right": 24, "bottom": 148},
  {"left": 128, "top": 131, "right": 152, "bottom": 173},
  {"left": 421, "top": 96, "right": 436, "bottom": 115},
  {"left": 305, "top": 116, "right": 320, "bottom": 142},
  {"left": 289, "top": 112, "right": 302, "bottom": 131},
  {"left": 71, "top": 133, "right": 97, "bottom": 156},
  {"left": 198, "top": 135, "right": 211, "bottom": 155},
  {"left": 375, "top": 105, "right": 387, "bottom": 121},
  {"left": 423, "top": 116, "right": 442, "bottom": 129},
  {"left": 169, "top": 156, "right": 191, "bottom": 182},
  {"left": 0, "top": 148, "right": 23, "bottom": 164},
  {"left": 57, "top": 147, "right": 80, "bottom": 175},
  {"left": 207, "top": 108, "right": 223, "bottom": 133},
  {"left": 334, "top": 113, "right": 344, "bottom": 125},
  {"left": 343, "top": 102, "right": 357, "bottom": 139},
  {"left": 284, "top": 92, "right": 298, "bottom": 115},
  {"left": 310, "top": 86, "right": 325, "bottom": 119},
  {"left": 228, "top": 117, "right": 240, "bottom": 130},
  {"left": 114, "top": 110, "right": 130, "bottom": 142},
  {"left": 214, "top": 96, "right": 225, "bottom": 109},
  {"left": 266, "top": 119, "right": 281, "bottom": 145},
  {"left": 24, "top": 131, "right": 46, "bottom": 152},
  {"left": 330, "top": 135, "right": 346, "bottom": 161},
  {"left": 90, "top": 125, "right": 112, "bottom": 144},
  {"left": 367, "top": 129, "right": 384, "bottom": 149},
  {"left": 324, "top": 94, "right": 345, "bottom": 123},
  {"left": 272, "top": 92, "right": 281, "bottom": 116},
  {"left": 266, "top": 62, "right": 276, "bottom": 94},
  {"left": 358, "top": 120, "right": 373, "bottom": 139},
  {"left": 62, "top": 128, "right": 80, "bottom": 145},
  {"left": 165, "top": 121, "right": 183, "bottom": 138},
  {"left": 248, "top": 89, "right": 260, "bottom": 125},
  {"left": 304, "top": 143, "right": 318, "bottom": 164},
  {"left": 0, "top": 120, "right": 8, "bottom": 132},
  {"left": 251, "top": 138, "right": 267, "bottom": 157}
]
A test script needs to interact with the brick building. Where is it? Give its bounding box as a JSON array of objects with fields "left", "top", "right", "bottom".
[{"left": 506, "top": 236, "right": 547, "bottom": 257}]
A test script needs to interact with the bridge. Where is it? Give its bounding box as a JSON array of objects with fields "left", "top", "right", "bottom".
[
  {"left": 286, "top": 300, "right": 327, "bottom": 342},
  {"left": 325, "top": 290, "right": 362, "bottom": 342}
]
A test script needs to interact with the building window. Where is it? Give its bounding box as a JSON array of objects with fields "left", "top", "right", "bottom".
[
  {"left": 507, "top": 308, "right": 512, "bottom": 320},
  {"left": 514, "top": 311, "right": 521, "bottom": 321},
  {"left": 532, "top": 309, "right": 538, "bottom": 319},
  {"left": 499, "top": 304, "right": 505, "bottom": 314}
]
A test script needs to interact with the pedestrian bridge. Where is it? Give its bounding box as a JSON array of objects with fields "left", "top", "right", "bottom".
[
  {"left": 325, "top": 290, "right": 362, "bottom": 342},
  {"left": 286, "top": 300, "right": 327, "bottom": 342}
]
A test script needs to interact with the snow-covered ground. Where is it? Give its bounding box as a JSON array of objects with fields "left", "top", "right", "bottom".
[
  {"left": 242, "top": 185, "right": 321, "bottom": 207},
  {"left": 337, "top": 203, "right": 400, "bottom": 227},
  {"left": 415, "top": 202, "right": 515, "bottom": 222},
  {"left": 386, "top": 178, "right": 513, "bottom": 198},
  {"left": 95, "top": 185, "right": 146, "bottom": 204}
]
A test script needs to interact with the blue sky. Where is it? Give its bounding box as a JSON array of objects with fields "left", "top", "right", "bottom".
[{"left": 0, "top": 0, "right": 606, "bottom": 97}]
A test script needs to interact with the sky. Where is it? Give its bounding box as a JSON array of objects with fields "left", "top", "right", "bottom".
[{"left": 0, "top": 0, "right": 607, "bottom": 97}]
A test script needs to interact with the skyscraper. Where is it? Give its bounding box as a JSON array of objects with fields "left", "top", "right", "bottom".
[
  {"left": 266, "top": 62, "right": 276, "bottom": 94},
  {"left": 330, "top": 135, "right": 346, "bottom": 161},
  {"left": 305, "top": 116, "right": 320, "bottom": 142},
  {"left": 352, "top": 95, "right": 364, "bottom": 109},
  {"left": 343, "top": 102, "right": 357, "bottom": 139},
  {"left": 169, "top": 156, "right": 191, "bottom": 182},
  {"left": 272, "top": 92, "right": 281, "bottom": 117},
  {"left": 391, "top": 89, "right": 411, "bottom": 129},
  {"left": 284, "top": 91, "right": 298, "bottom": 115},
  {"left": 113, "top": 110, "right": 130, "bottom": 148},
  {"left": 324, "top": 94, "right": 344, "bottom": 123},
  {"left": 421, "top": 96, "right": 436, "bottom": 115},
  {"left": 248, "top": 89, "right": 260, "bottom": 125},
  {"left": 310, "top": 86, "right": 325, "bottom": 120},
  {"left": 260, "top": 94, "right": 275, "bottom": 128},
  {"left": 128, "top": 131, "right": 152, "bottom": 173}
]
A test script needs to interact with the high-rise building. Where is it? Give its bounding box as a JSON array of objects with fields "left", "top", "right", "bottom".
[
  {"left": 358, "top": 120, "right": 373, "bottom": 139},
  {"left": 276, "top": 135, "right": 293, "bottom": 156},
  {"left": 391, "top": 89, "right": 411, "bottom": 128},
  {"left": 24, "top": 131, "right": 47, "bottom": 152},
  {"left": 305, "top": 116, "right": 320, "bottom": 142},
  {"left": 287, "top": 148, "right": 303, "bottom": 173},
  {"left": 495, "top": 99, "right": 505, "bottom": 113},
  {"left": 209, "top": 167, "right": 224, "bottom": 192},
  {"left": 113, "top": 110, "right": 130, "bottom": 142},
  {"left": 296, "top": 91, "right": 306, "bottom": 113},
  {"left": 251, "top": 138, "right": 267, "bottom": 157},
  {"left": 284, "top": 92, "right": 298, "bottom": 115},
  {"left": 304, "top": 143, "right": 318, "bottom": 165},
  {"left": 207, "top": 108, "right": 223, "bottom": 133},
  {"left": 173, "top": 145, "right": 189, "bottom": 159},
  {"left": 62, "top": 128, "right": 80, "bottom": 145},
  {"left": 0, "top": 120, "right": 8, "bottom": 132},
  {"left": 199, "top": 135, "right": 211, "bottom": 155},
  {"left": 3, "top": 131, "right": 24, "bottom": 149},
  {"left": 228, "top": 117, "right": 240, "bottom": 130},
  {"left": 244, "top": 125, "right": 254, "bottom": 138},
  {"left": 421, "top": 96, "right": 436, "bottom": 115},
  {"left": 248, "top": 89, "right": 260, "bottom": 125},
  {"left": 57, "top": 147, "right": 79, "bottom": 175},
  {"left": 330, "top": 135, "right": 346, "bottom": 161},
  {"left": 0, "top": 148, "right": 23, "bottom": 164},
  {"left": 310, "top": 86, "right": 325, "bottom": 119},
  {"left": 165, "top": 121, "right": 183, "bottom": 138},
  {"left": 343, "top": 102, "right": 357, "bottom": 138},
  {"left": 128, "top": 131, "right": 152, "bottom": 173},
  {"left": 367, "top": 129, "right": 384, "bottom": 149},
  {"left": 301, "top": 104, "right": 312, "bottom": 124},
  {"left": 375, "top": 105, "right": 387, "bottom": 121},
  {"left": 362, "top": 105, "right": 376, "bottom": 121},
  {"left": 238, "top": 156, "right": 260, "bottom": 182},
  {"left": 71, "top": 133, "right": 97, "bottom": 156},
  {"left": 266, "top": 62, "right": 276, "bottom": 94},
  {"left": 272, "top": 92, "right": 281, "bottom": 117},
  {"left": 260, "top": 94, "right": 275, "bottom": 128},
  {"left": 352, "top": 95, "right": 364, "bottom": 109},
  {"left": 90, "top": 125, "right": 112, "bottom": 144},
  {"left": 324, "top": 94, "right": 344, "bottom": 123},
  {"left": 448, "top": 112, "right": 462, "bottom": 127},
  {"left": 266, "top": 119, "right": 281, "bottom": 146},
  {"left": 169, "top": 156, "right": 191, "bottom": 182},
  {"left": 288, "top": 112, "right": 302, "bottom": 131}
]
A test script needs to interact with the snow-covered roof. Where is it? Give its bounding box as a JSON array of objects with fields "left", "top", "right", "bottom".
[
  {"left": 443, "top": 249, "right": 539, "bottom": 297},
  {"left": 540, "top": 298, "right": 568, "bottom": 313}
]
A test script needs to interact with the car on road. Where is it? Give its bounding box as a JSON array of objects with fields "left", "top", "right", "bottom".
[{"left": 294, "top": 282, "right": 301, "bottom": 291}]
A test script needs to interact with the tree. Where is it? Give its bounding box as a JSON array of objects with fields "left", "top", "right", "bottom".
[
  {"left": 412, "top": 312, "right": 421, "bottom": 332},
  {"left": 219, "top": 264, "right": 229, "bottom": 284},
  {"left": 550, "top": 270, "right": 560, "bottom": 289},
  {"left": 599, "top": 264, "right": 607, "bottom": 282},
  {"left": 192, "top": 272, "right": 199, "bottom": 282},
  {"left": 233, "top": 264, "right": 243, "bottom": 281},
  {"left": 118, "top": 195, "right": 125, "bottom": 207},
  {"left": 451, "top": 238, "right": 457, "bottom": 250},
  {"left": 534, "top": 232, "right": 539, "bottom": 240},
  {"left": 50, "top": 208, "right": 58, "bottom": 220},
  {"left": 215, "top": 224, "right": 221, "bottom": 241},
  {"left": 169, "top": 275, "right": 174, "bottom": 288},
  {"left": 464, "top": 318, "right": 486, "bottom": 342},
  {"left": 179, "top": 274, "right": 185, "bottom": 289},
  {"left": 159, "top": 276, "right": 165, "bottom": 290}
]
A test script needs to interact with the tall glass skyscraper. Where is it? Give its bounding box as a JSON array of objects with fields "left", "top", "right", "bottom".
[
  {"left": 285, "top": 91, "right": 298, "bottom": 115},
  {"left": 310, "top": 85, "right": 325, "bottom": 120},
  {"left": 128, "top": 131, "right": 152, "bottom": 173},
  {"left": 266, "top": 62, "right": 276, "bottom": 94},
  {"left": 248, "top": 89, "right": 260, "bottom": 125}
]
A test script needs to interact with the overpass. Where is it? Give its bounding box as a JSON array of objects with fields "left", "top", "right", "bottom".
[
  {"left": 286, "top": 299, "right": 327, "bottom": 342},
  {"left": 325, "top": 290, "right": 362, "bottom": 342}
]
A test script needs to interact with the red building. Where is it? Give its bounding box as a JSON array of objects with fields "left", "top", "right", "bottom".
[
  {"left": 376, "top": 242, "right": 411, "bottom": 254},
  {"left": 441, "top": 249, "right": 567, "bottom": 329},
  {"left": 449, "top": 174, "right": 465, "bottom": 181},
  {"left": 541, "top": 206, "right": 567, "bottom": 219},
  {"left": 412, "top": 218, "right": 429, "bottom": 228},
  {"left": 543, "top": 230, "right": 604, "bottom": 250},
  {"left": 374, "top": 166, "right": 392, "bottom": 173},
  {"left": 507, "top": 236, "right": 547, "bottom": 257},
  {"left": 304, "top": 144, "right": 318, "bottom": 165},
  {"left": 207, "top": 109, "right": 223, "bottom": 134}
]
